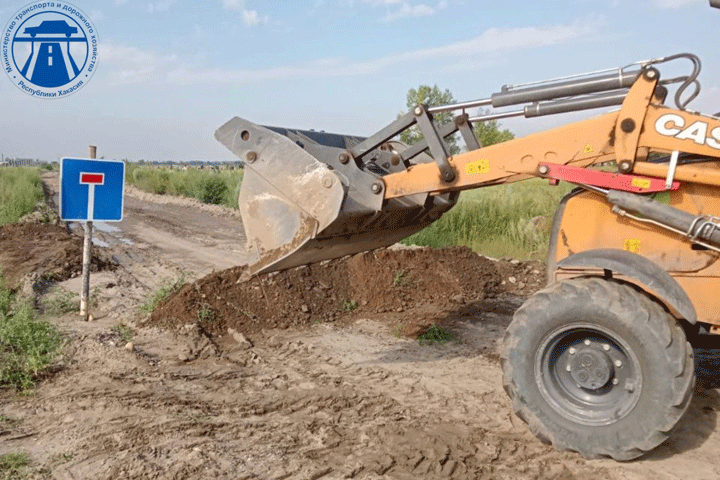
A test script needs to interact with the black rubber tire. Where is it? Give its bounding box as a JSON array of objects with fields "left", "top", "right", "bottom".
[{"left": 501, "top": 278, "right": 694, "bottom": 460}]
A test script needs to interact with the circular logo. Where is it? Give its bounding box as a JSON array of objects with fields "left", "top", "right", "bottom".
[{"left": 2, "top": 2, "right": 98, "bottom": 98}]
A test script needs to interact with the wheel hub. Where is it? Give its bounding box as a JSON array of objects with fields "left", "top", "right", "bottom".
[{"left": 569, "top": 346, "right": 613, "bottom": 390}]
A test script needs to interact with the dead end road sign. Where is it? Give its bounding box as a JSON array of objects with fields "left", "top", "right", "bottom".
[{"left": 60, "top": 158, "right": 125, "bottom": 222}]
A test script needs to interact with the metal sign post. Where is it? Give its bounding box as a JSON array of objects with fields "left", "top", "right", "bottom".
[{"left": 59, "top": 148, "right": 125, "bottom": 321}]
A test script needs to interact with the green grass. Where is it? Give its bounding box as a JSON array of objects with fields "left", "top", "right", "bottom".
[
  {"left": 0, "top": 168, "right": 43, "bottom": 226},
  {"left": 0, "top": 302, "right": 63, "bottom": 391},
  {"left": 417, "top": 324, "right": 455, "bottom": 345},
  {"left": 392, "top": 269, "right": 413, "bottom": 288},
  {"left": 125, "top": 164, "right": 243, "bottom": 209},
  {"left": 0, "top": 452, "right": 29, "bottom": 480},
  {"left": 402, "top": 179, "right": 575, "bottom": 260},
  {"left": 40, "top": 290, "right": 79, "bottom": 315},
  {"left": 342, "top": 300, "right": 358, "bottom": 312},
  {"left": 139, "top": 276, "right": 186, "bottom": 316},
  {"left": 196, "top": 304, "right": 216, "bottom": 322},
  {"left": 112, "top": 324, "right": 133, "bottom": 343},
  {"left": 0, "top": 271, "right": 63, "bottom": 391}
]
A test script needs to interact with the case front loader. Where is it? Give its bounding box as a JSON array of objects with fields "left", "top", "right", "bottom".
[{"left": 217, "top": 49, "right": 720, "bottom": 459}]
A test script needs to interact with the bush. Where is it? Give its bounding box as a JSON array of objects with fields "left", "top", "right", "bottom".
[{"left": 200, "top": 176, "right": 229, "bottom": 205}]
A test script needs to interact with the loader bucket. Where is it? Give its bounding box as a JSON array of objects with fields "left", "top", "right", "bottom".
[{"left": 216, "top": 117, "right": 457, "bottom": 275}]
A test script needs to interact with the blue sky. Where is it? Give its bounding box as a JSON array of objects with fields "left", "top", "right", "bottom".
[{"left": 1, "top": 0, "right": 719, "bottom": 162}]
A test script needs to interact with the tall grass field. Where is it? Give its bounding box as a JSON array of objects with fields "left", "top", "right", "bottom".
[
  {"left": 402, "top": 179, "right": 575, "bottom": 260},
  {"left": 125, "top": 164, "right": 243, "bottom": 209},
  {"left": 0, "top": 167, "right": 43, "bottom": 226}
]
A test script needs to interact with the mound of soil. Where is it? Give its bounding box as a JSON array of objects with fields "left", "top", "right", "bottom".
[
  {"left": 150, "top": 246, "right": 544, "bottom": 337},
  {"left": 0, "top": 222, "right": 116, "bottom": 290}
]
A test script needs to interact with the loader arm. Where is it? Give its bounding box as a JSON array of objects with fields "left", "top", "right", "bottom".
[
  {"left": 382, "top": 68, "right": 720, "bottom": 200},
  {"left": 218, "top": 53, "right": 720, "bottom": 275}
]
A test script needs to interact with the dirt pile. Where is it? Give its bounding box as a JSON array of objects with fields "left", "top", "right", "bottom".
[
  {"left": 0, "top": 223, "right": 116, "bottom": 290},
  {"left": 150, "top": 246, "right": 545, "bottom": 336}
]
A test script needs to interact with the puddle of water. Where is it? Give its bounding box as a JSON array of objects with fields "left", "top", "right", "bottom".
[
  {"left": 94, "top": 222, "right": 121, "bottom": 233},
  {"left": 94, "top": 222, "right": 135, "bottom": 245}
]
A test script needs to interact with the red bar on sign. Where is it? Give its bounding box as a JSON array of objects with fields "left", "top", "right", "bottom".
[{"left": 80, "top": 173, "right": 105, "bottom": 185}]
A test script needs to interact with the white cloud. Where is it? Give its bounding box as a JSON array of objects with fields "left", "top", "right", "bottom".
[
  {"left": 222, "top": 0, "right": 242, "bottom": 9},
  {"left": 647, "top": 0, "right": 703, "bottom": 8},
  {"left": 380, "top": 3, "right": 435, "bottom": 22},
  {"left": 221, "top": 0, "right": 268, "bottom": 26},
  {"left": 101, "top": 18, "right": 597, "bottom": 86},
  {"left": 242, "top": 9, "right": 268, "bottom": 26},
  {"left": 100, "top": 44, "right": 179, "bottom": 84},
  {"left": 146, "top": 0, "right": 176, "bottom": 14},
  {"left": 90, "top": 10, "right": 105, "bottom": 21},
  {"left": 358, "top": 0, "right": 447, "bottom": 22}
]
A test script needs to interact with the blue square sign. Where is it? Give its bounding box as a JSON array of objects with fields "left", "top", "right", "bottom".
[{"left": 60, "top": 158, "right": 125, "bottom": 222}]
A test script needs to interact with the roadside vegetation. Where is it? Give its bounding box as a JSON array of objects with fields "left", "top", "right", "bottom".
[
  {"left": 417, "top": 324, "right": 456, "bottom": 345},
  {"left": 0, "top": 452, "right": 29, "bottom": 479},
  {"left": 125, "top": 164, "right": 243, "bottom": 209},
  {"left": 0, "top": 272, "right": 63, "bottom": 391},
  {"left": 0, "top": 167, "right": 43, "bottom": 226},
  {"left": 403, "top": 180, "right": 575, "bottom": 260},
  {"left": 138, "top": 276, "right": 187, "bottom": 316}
]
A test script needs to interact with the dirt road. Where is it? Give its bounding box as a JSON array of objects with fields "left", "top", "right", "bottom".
[{"left": 1, "top": 174, "right": 719, "bottom": 479}]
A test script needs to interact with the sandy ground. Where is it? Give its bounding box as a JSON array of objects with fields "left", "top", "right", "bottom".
[{"left": 1, "top": 173, "right": 720, "bottom": 479}]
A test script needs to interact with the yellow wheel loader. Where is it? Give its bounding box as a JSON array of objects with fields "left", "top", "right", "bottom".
[{"left": 215, "top": 24, "right": 720, "bottom": 459}]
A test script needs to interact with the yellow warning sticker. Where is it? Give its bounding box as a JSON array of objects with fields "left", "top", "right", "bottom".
[
  {"left": 631, "top": 178, "right": 651, "bottom": 189},
  {"left": 583, "top": 144, "right": 594, "bottom": 154},
  {"left": 623, "top": 239, "right": 641, "bottom": 253},
  {"left": 465, "top": 158, "right": 490, "bottom": 175}
]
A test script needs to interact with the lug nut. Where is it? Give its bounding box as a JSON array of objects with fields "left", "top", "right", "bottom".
[
  {"left": 566, "top": 364, "right": 572, "bottom": 372},
  {"left": 603, "top": 344, "right": 610, "bottom": 351},
  {"left": 584, "top": 339, "right": 591, "bottom": 346},
  {"left": 614, "top": 359, "right": 622, "bottom": 368},
  {"left": 569, "top": 347, "right": 576, "bottom": 355},
  {"left": 613, "top": 378, "right": 619, "bottom": 385}
]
